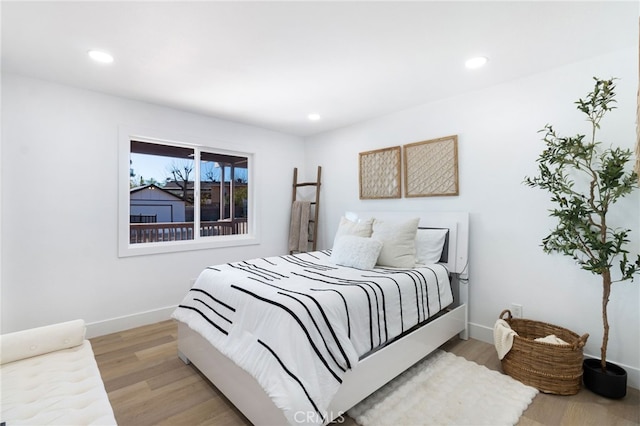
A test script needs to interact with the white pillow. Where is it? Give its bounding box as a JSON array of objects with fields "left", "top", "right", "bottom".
[
  {"left": 415, "top": 228, "right": 448, "bottom": 264},
  {"left": 371, "top": 217, "right": 420, "bottom": 268},
  {"left": 330, "top": 236, "right": 383, "bottom": 270},
  {"left": 333, "top": 216, "right": 374, "bottom": 246}
]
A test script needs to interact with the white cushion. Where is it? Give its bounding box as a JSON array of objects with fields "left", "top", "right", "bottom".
[
  {"left": 333, "top": 216, "right": 374, "bottom": 245},
  {"left": 415, "top": 228, "right": 448, "bottom": 264},
  {"left": 371, "top": 217, "right": 420, "bottom": 268},
  {"left": 330, "top": 236, "right": 383, "bottom": 269},
  {"left": 0, "top": 319, "right": 86, "bottom": 365},
  {"left": 0, "top": 340, "right": 117, "bottom": 425}
]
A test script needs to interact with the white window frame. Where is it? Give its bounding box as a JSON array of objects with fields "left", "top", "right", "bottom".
[{"left": 118, "top": 125, "right": 258, "bottom": 257}]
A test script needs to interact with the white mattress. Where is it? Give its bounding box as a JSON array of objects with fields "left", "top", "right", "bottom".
[{"left": 0, "top": 340, "right": 117, "bottom": 425}]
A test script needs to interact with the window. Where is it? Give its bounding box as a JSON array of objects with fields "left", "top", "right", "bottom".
[{"left": 119, "top": 127, "right": 256, "bottom": 257}]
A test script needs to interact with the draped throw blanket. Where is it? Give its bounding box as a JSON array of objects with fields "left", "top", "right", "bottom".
[
  {"left": 289, "top": 200, "right": 311, "bottom": 252},
  {"left": 493, "top": 319, "right": 518, "bottom": 360}
]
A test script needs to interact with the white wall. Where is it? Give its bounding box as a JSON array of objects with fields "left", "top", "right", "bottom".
[
  {"left": 1, "top": 73, "right": 305, "bottom": 336},
  {"left": 304, "top": 47, "right": 640, "bottom": 387}
]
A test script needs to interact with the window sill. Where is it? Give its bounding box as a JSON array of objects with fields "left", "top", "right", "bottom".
[{"left": 118, "top": 234, "right": 260, "bottom": 257}]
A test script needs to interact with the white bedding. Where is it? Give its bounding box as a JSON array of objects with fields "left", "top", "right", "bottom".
[{"left": 172, "top": 250, "right": 452, "bottom": 425}]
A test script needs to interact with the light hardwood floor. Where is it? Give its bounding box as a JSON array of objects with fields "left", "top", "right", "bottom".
[{"left": 91, "top": 320, "right": 639, "bottom": 426}]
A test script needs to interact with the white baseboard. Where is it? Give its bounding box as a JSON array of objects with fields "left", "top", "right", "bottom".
[
  {"left": 469, "top": 321, "right": 493, "bottom": 344},
  {"left": 85, "top": 305, "right": 177, "bottom": 339},
  {"left": 468, "top": 322, "right": 639, "bottom": 391}
]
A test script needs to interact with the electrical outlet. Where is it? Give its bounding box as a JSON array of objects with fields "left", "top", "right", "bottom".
[{"left": 511, "top": 303, "right": 523, "bottom": 318}]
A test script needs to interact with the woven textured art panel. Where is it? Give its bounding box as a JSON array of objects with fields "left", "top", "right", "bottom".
[
  {"left": 404, "top": 135, "right": 458, "bottom": 197},
  {"left": 359, "top": 146, "right": 401, "bottom": 199}
]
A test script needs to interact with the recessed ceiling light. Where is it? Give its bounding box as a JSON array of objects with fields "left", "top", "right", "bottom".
[
  {"left": 88, "top": 50, "right": 114, "bottom": 64},
  {"left": 465, "top": 56, "right": 488, "bottom": 69},
  {"left": 307, "top": 113, "right": 321, "bottom": 121}
]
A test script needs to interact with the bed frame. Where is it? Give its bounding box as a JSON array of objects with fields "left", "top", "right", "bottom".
[{"left": 177, "top": 211, "right": 469, "bottom": 425}]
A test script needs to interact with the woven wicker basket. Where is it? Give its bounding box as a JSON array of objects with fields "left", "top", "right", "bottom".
[{"left": 499, "top": 309, "right": 589, "bottom": 395}]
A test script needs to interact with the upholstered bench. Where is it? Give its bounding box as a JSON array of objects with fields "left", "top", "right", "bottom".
[{"left": 0, "top": 320, "right": 117, "bottom": 425}]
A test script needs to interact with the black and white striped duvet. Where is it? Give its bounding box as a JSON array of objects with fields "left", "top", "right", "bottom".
[{"left": 172, "top": 250, "right": 452, "bottom": 425}]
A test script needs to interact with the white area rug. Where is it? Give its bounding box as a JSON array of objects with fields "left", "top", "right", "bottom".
[{"left": 348, "top": 350, "right": 538, "bottom": 426}]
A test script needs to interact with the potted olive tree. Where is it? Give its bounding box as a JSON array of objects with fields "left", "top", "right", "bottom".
[{"left": 524, "top": 77, "right": 640, "bottom": 398}]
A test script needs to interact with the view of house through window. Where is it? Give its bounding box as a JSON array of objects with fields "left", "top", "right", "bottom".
[{"left": 129, "top": 140, "right": 249, "bottom": 244}]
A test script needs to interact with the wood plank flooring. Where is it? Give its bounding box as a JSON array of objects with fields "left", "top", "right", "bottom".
[{"left": 91, "top": 320, "right": 639, "bottom": 425}]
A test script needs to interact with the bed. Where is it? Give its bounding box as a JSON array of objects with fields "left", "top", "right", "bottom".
[{"left": 173, "top": 211, "right": 469, "bottom": 425}]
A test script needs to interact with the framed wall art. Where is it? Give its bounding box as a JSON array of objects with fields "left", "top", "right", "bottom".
[
  {"left": 404, "top": 135, "right": 459, "bottom": 197},
  {"left": 359, "top": 146, "right": 401, "bottom": 199}
]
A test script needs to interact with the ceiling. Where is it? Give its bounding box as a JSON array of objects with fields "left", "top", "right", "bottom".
[{"left": 2, "top": 1, "right": 637, "bottom": 137}]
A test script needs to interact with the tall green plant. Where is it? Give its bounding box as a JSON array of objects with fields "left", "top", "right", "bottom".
[{"left": 524, "top": 77, "right": 640, "bottom": 370}]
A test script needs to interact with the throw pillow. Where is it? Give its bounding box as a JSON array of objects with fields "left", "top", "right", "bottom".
[
  {"left": 330, "top": 236, "right": 383, "bottom": 270},
  {"left": 371, "top": 217, "right": 420, "bottom": 268},
  {"left": 333, "top": 216, "right": 374, "bottom": 246}
]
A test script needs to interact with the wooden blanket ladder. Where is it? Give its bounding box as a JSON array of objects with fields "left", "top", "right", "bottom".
[{"left": 291, "top": 166, "right": 322, "bottom": 253}]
